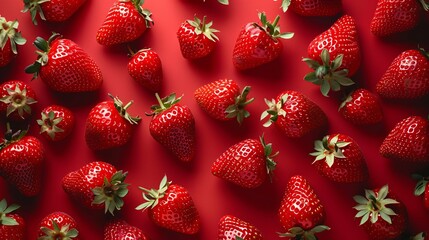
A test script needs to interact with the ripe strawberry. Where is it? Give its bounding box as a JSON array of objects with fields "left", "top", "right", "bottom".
[
  {"left": 353, "top": 185, "right": 408, "bottom": 240},
  {"left": 61, "top": 161, "right": 129, "bottom": 215},
  {"left": 177, "top": 15, "right": 219, "bottom": 59},
  {"left": 280, "top": 0, "right": 342, "bottom": 16},
  {"left": 278, "top": 175, "right": 329, "bottom": 239},
  {"left": 303, "top": 15, "right": 360, "bottom": 96},
  {"left": 136, "top": 175, "right": 200, "bottom": 235},
  {"left": 339, "top": 88, "right": 383, "bottom": 125},
  {"left": 128, "top": 48, "right": 163, "bottom": 92},
  {"left": 85, "top": 94, "right": 141, "bottom": 151},
  {"left": 104, "top": 219, "right": 148, "bottom": 240},
  {"left": 37, "top": 105, "right": 75, "bottom": 141},
  {"left": 194, "top": 79, "right": 254, "bottom": 124},
  {"left": 376, "top": 49, "right": 429, "bottom": 99},
  {"left": 232, "top": 12, "right": 294, "bottom": 70},
  {"left": 0, "top": 80, "right": 37, "bottom": 121},
  {"left": 380, "top": 115, "right": 429, "bottom": 163},
  {"left": 261, "top": 90, "right": 328, "bottom": 138},
  {"left": 0, "top": 17, "right": 26, "bottom": 67},
  {"left": 211, "top": 136, "right": 278, "bottom": 188},
  {"left": 38, "top": 212, "right": 79, "bottom": 239},
  {"left": 0, "top": 199, "right": 25, "bottom": 240},
  {"left": 22, "top": 0, "right": 87, "bottom": 25},
  {"left": 0, "top": 127, "right": 44, "bottom": 197},
  {"left": 147, "top": 93, "right": 195, "bottom": 162},
  {"left": 218, "top": 215, "right": 263, "bottom": 240},
  {"left": 96, "top": 0, "right": 153, "bottom": 46},
  {"left": 412, "top": 174, "right": 429, "bottom": 210},
  {"left": 25, "top": 33, "right": 103, "bottom": 93},
  {"left": 310, "top": 134, "right": 368, "bottom": 183}
]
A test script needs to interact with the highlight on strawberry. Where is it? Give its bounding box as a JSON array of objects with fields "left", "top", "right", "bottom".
[
  {"left": 37, "top": 105, "right": 75, "bottom": 142},
  {"left": 37, "top": 211, "right": 79, "bottom": 240},
  {"left": 0, "top": 80, "right": 37, "bottom": 121},
  {"left": 0, "top": 199, "right": 25, "bottom": 240},
  {"left": 104, "top": 219, "right": 149, "bottom": 240},
  {"left": 280, "top": 0, "right": 342, "bottom": 16},
  {"left": 217, "top": 215, "right": 263, "bottom": 240},
  {"left": 412, "top": 174, "right": 429, "bottom": 210},
  {"left": 0, "top": 16, "right": 26, "bottom": 67}
]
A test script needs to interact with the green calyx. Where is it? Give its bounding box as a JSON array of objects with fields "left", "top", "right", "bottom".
[
  {"left": 0, "top": 124, "right": 28, "bottom": 151},
  {"left": 147, "top": 93, "right": 182, "bottom": 116},
  {"left": 38, "top": 220, "right": 79, "bottom": 240},
  {"left": 235, "top": 237, "right": 244, "bottom": 240},
  {"left": 135, "top": 175, "right": 170, "bottom": 211},
  {"left": 411, "top": 232, "right": 427, "bottom": 240},
  {"left": 0, "top": 17, "right": 26, "bottom": 54},
  {"left": 260, "top": 93, "right": 289, "bottom": 127},
  {"left": 22, "top": 0, "right": 51, "bottom": 25},
  {"left": 187, "top": 15, "right": 220, "bottom": 42},
  {"left": 123, "top": 0, "right": 154, "bottom": 28},
  {"left": 338, "top": 92, "right": 353, "bottom": 111},
  {"left": 258, "top": 12, "right": 294, "bottom": 40},
  {"left": 37, "top": 110, "right": 64, "bottom": 140},
  {"left": 419, "top": 47, "right": 429, "bottom": 61},
  {"left": 225, "top": 86, "right": 254, "bottom": 125},
  {"left": 303, "top": 48, "right": 355, "bottom": 97},
  {"left": 202, "top": 0, "right": 229, "bottom": 5},
  {"left": 309, "top": 134, "right": 351, "bottom": 167},
  {"left": 412, "top": 174, "right": 428, "bottom": 196},
  {"left": 91, "top": 171, "right": 129, "bottom": 215},
  {"left": 278, "top": 225, "right": 330, "bottom": 240},
  {"left": 418, "top": 0, "right": 429, "bottom": 11},
  {"left": 108, "top": 93, "right": 141, "bottom": 125},
  {"left": 0, "top": 84, "right": 37, "bottom": 119},
  {"left": 353, "top": 185, "right": 399, "bottom": 225},
  {"left": 0, "top": 199, "right": 20, "bottom": 226},
  {"left": 280, "top": 0, "right": 291, "bottom": 12},
  {"left": 260, "top": 135, "right": 279, "bottom": 181}
]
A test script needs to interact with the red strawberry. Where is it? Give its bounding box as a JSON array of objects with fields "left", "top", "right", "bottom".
[
  {"left": 0, "top": 17, "right": 26, "bottom": 67},
  {"left": 353, "top": 185, "right": 408, "bottom": 240},
  {"left": 376, "top": 49, "right": 429, "bottom": 99},
  {"left": 261, "top": 90, "right": 328, "bottom": 138},
  {"left": 310, "top": 134, "right": 368, "bottom": 183},
  {"left": 177, "top": 15, "right": 219, "bottom": 59},
  {"left": 22, "top": 0, "right": 87, "bottom": 25},
  {"left": 61, "top": 161, "right": 129, "bottom": 215},
  {"left": 380, "top": 115, "right": 429, "bottom": 163},
  {"left": 96, "top": 0, "right": 153, "bottom": 46},
  {"left": 38, "top": 212, "right": 79, "bottom": 239},
  {"left": 25, "top": 33, "right": 103, "bottom": 93},
  {"left": 211, "top": 136, "right": 278, "bottom": 188},
  {"left": 128, "top": 48, "right": 163, "bottom": 92},
  {"left": 0, "top": 127, "right": 44, "bottom": 197},
  {"left": 303, "top": 15, "right": 360, "bottom": 96},
  {"left": 278, "top": 175, "right": 329, "bottom": 239},
  {"left": 232, "top": 12, "right": 294, "bottom": 70},
  {"left": 412, "top": 174, "right": 429, "bottom": 210},
  {"left": 104, "top": 219, "right": 149, "bottom": 240},
  {"left": 136, "top": 175, "right": 200, "bottom": 235},
  {"left": 280, "top": 0, "right": 342, "bottom": 16},
  {"left": 339, "top": 88, "right": 383, "bottom": 125},
  {"left": 147, "top": 93, "right": 196, "bottom": 162},
  {"left": 0, "top": 199, "right": 25, "bottom": 240},
  {"left": 0, "top": 80, "right": 37, "bottom": 121},
  {"left": 218, "top": 215, "right": 263, "bottom": 240},
  {"left": 37, "top": 105, "right": 75, "bottom": 141},
  {"left": 85, "top": 94, "right": 141, "bottom": 151},
  {"left": 194, "top": 79, "right": 254, "bottom": 124}
]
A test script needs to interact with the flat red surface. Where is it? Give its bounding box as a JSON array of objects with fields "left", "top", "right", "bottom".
[{"left": 1, "top": 0, "right": 429, "bottom": 239}]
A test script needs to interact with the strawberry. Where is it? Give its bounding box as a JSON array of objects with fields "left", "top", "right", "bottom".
[
  {"left": 211, "top": 136, "right": 278, "bottom": 188},
  {"left": 136, "top": 175, "right": 200, "bottom": 235},
  {"left": 128, "top": 48, "right": 163, "bottom": 92},
  {"left": 261, "top": 90, "right": 328, "bottom": 138},
  {"left": 280, "top": 0, "right": 342, "bottom": 16},
  {"left": 278, "top": 175, "right": 329, "bottom": 239},
  {"left": 376, "top": 48, "right": 429, "bottom": 99},
  {"left": 232, "top": 12, "right": 294, "bottom": 70},
  {"left": 218, "top": 215, "right": 263, "bottom": 240},
  {"left": 0, "top": 199, "right": 25, "bottom": 240},
  {"left": 147, "top": 93, "right": 196, "bottom": 162},
  {"left": 412, "top": 174, "right": 429, "bottom": 210},
  {"left": 61, "top": 161, "right": 129, "bottom": 215},
  {"left": 96, "top": 0, "right": 153, "bottom": 46},
  {"left": 194, "top": 79, "right": 254, "bottom": 124},
  {"left": 25, "top": 33, "right": 103, "bottom": 93},
  {"left": 38, "top": 212, "right": 79, "bottom": 239},
  {"left": 353, "top": 185, "right": 408, "bottom": 240},
  {"left": 177, "top": 15, "right": 219, "bottom": 60},
  {"left": 0, "top": 17, "right": 26, "bottom": 67},
  {"left": 310, "top": 134, "right": 368, "bottom": 183},
  {"left": 303, "top": 15, "right": 360, "bottom": 96},
  {"left": 22, "top": 0, "right": 87, "bottom": 25},
  {"left": 37, "top": 105, "right": 75, "bottom": 141},
  {"left": 380, "top": 115, "right": 429, "bottom": 163},
  {"left": 104, "top": 219, "right": 149, "bottom": 240},
  {"left": 0, "top": 127, "right": 44, "bottom": 197},
  {"left": 0, "top": 80, "right": 37, "bottom": 121},
  {"left": 338, "top": 88, "right": 383, "bottom": 125},
  {"left": 85, "top": 94, "right": 141, "bottom": 151}
]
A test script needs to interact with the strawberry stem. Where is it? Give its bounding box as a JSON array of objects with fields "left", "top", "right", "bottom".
[{"left": 155, "top": 93, "right": 166, "bottom": 110}]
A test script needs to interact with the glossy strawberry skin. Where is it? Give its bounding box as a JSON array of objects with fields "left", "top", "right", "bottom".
[
  {"left": 218, "top": 215, "right": 263, "bottom": 240},
  {"left": 289, "top": 0, "right": 342, "bottom": 16},
  {"left": 39, "top": 0, "right": 87, "bottom": 22},
  {"left": 376, "top": 49, "right": 429, "bottom": 99},
  {"left": 39, "top": 105, "right": 75, "bottom": 141},
  {"left": 0, "top": 39, "right": 13, "bottom": 67},
  {"left": 0, "top": 213, "right": 25, "bottom": 240},
  {"left": 308, "top": 15, "right": 360, "bottom": 76},
  {"left": 339, "top": 88, "right": 383, "bottom": 125},
  {"left": 104, "top": 219, "right": 148, "bottom": 240},
  {"left": 128, "top": 49, "right": 162, "bottom": 92},
  {"left": 177, "top": 21, "right": 216, "bottom": 59},
  {"left": 37, "top": 212, "right": 78, "bottom": 239},
  {"left": 0, "top": 80, "right": 37, "bottom": 121}
]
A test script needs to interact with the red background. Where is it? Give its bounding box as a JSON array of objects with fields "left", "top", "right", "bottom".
[{"left": 1, "top": 0, "right": 429, "bottom": 239}]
